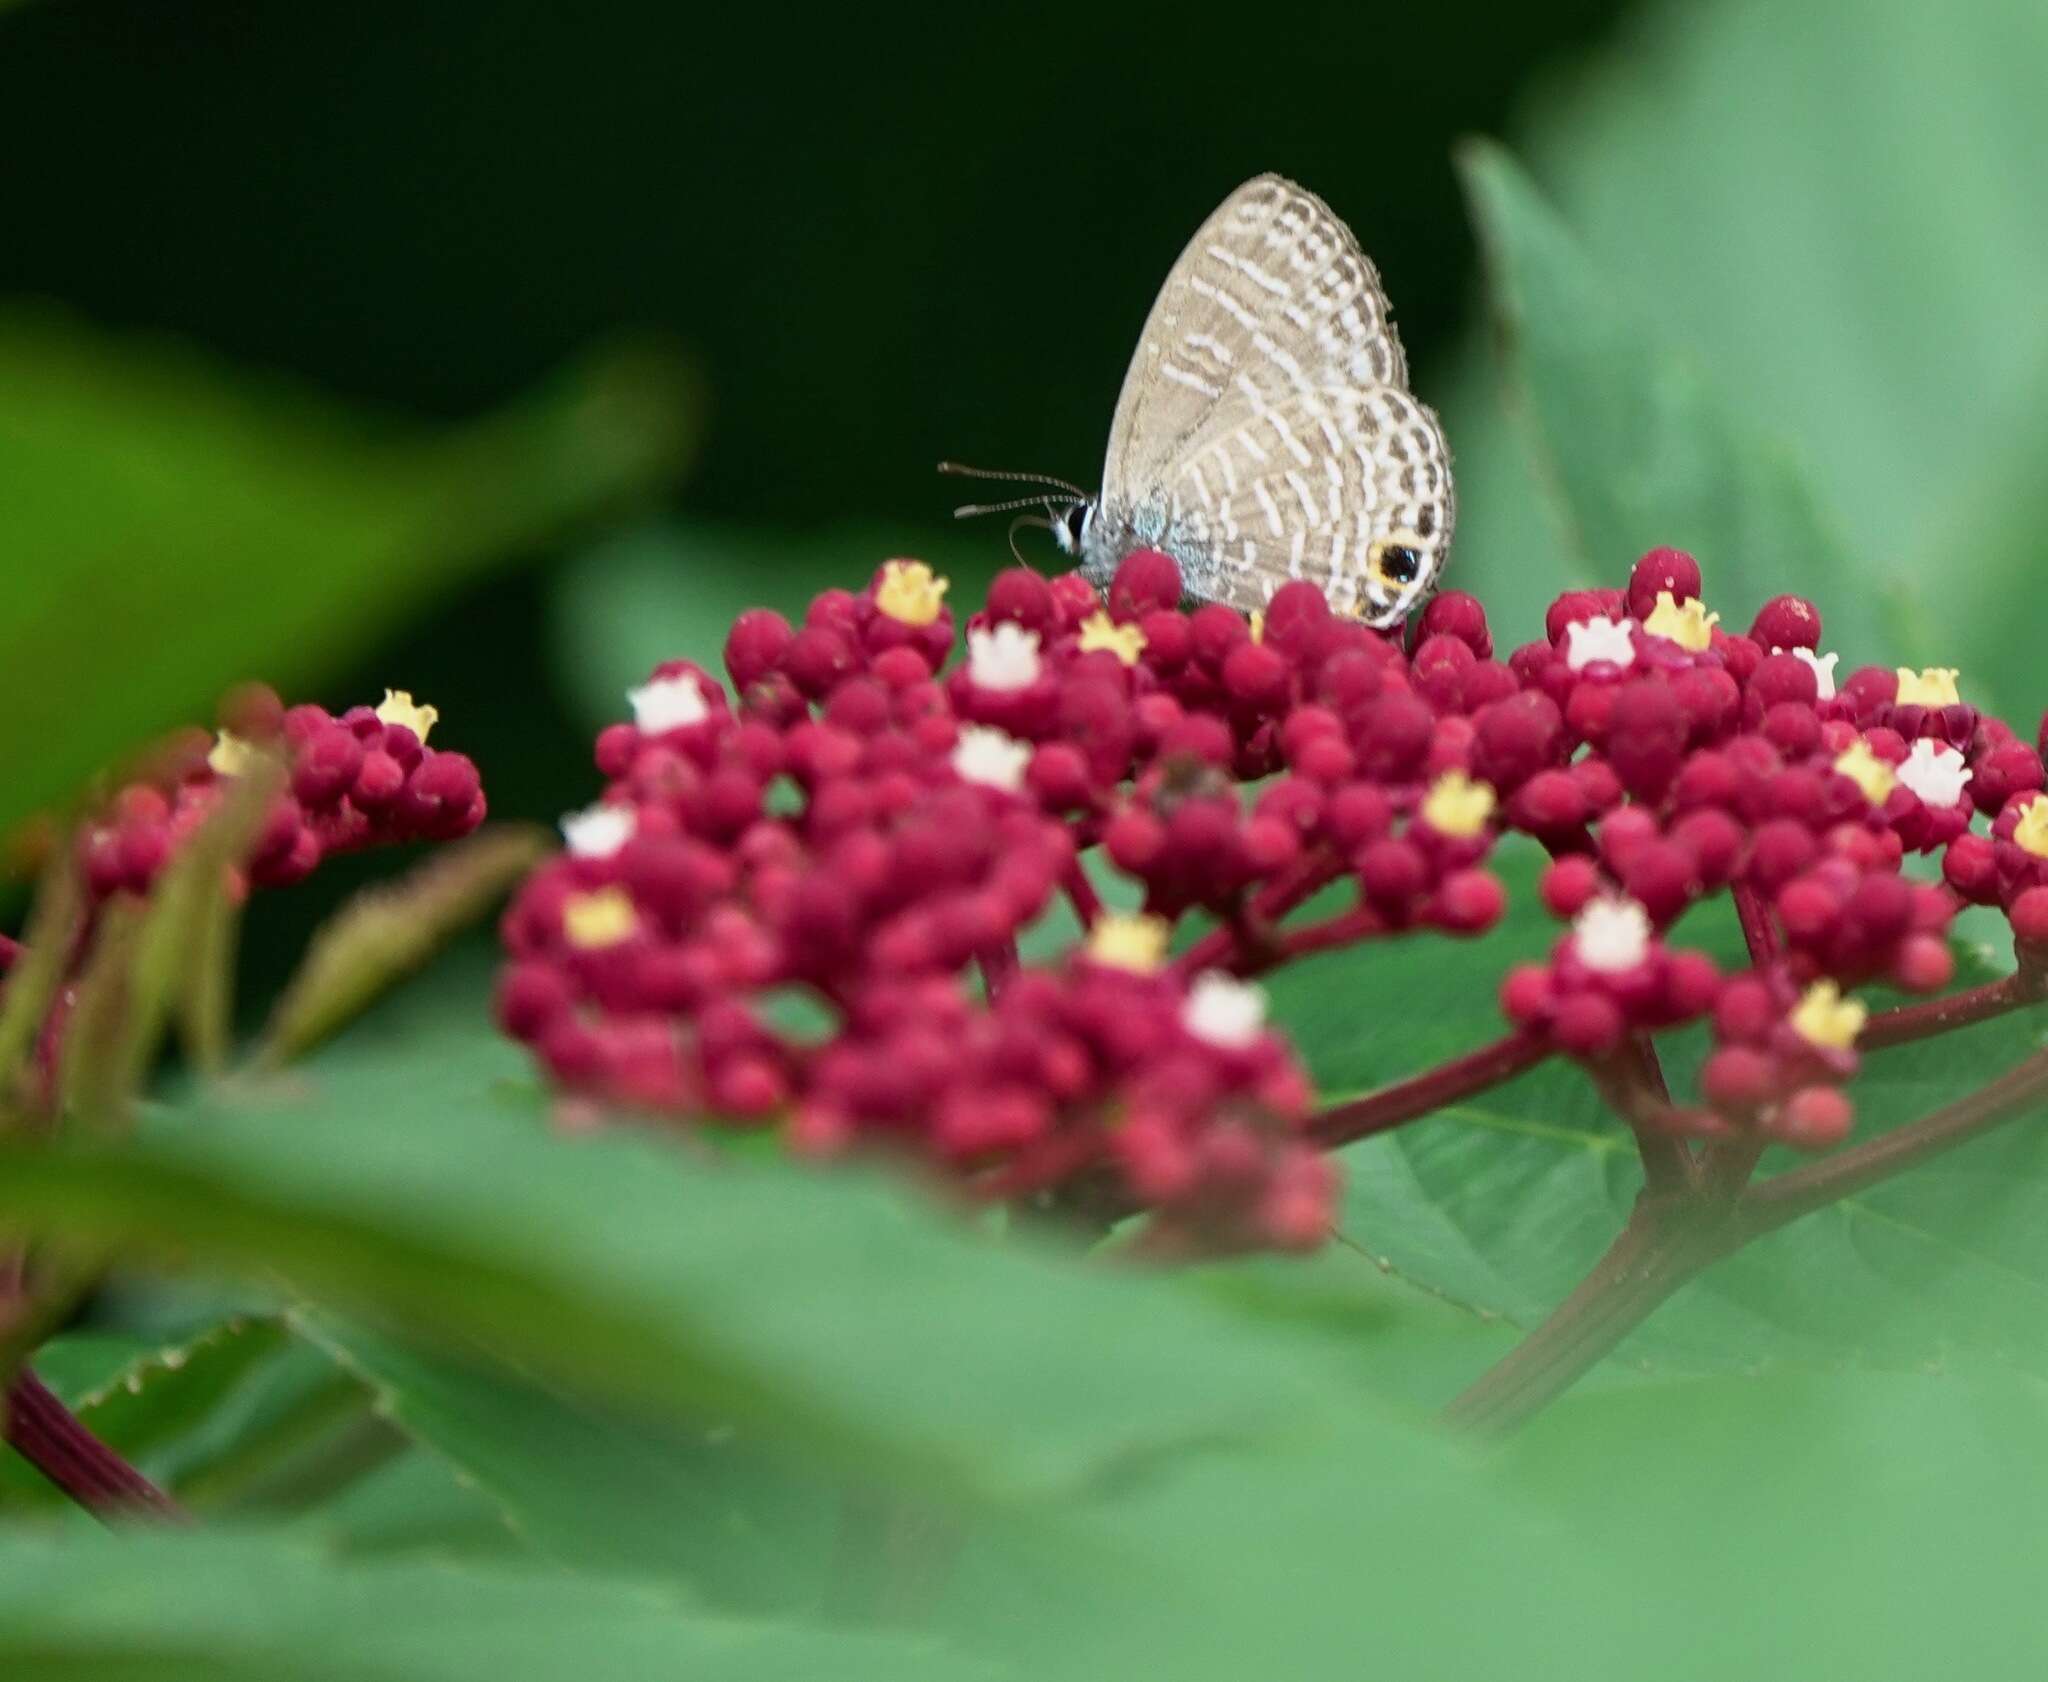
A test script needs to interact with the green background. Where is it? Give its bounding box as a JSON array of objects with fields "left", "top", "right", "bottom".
[{"left": 6, "top": 1, "right": 2048, "bottom": 1675}]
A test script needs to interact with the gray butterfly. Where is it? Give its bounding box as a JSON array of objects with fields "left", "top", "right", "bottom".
[{"left": 947, "top": 174, "right": 1453, "bottom": 629}]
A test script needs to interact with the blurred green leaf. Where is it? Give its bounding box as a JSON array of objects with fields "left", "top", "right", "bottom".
[
  {"left": 0, "top": 311, "right": 696, "bottom": 835},
  {"left": 255, "top": 824, "right": 550, "bottom": 1068},
  {"left": 0, "top": 966, "right": 1440, "bottom": 1512},
  {"left": 1446, "top": 0, "right": 2048, "bottom": 699},
  {"left": 296, "top": 1311, "right": 831, "bottom": 1607},
  {"left": 1454, "top": 141, "right": 1882, "bottom": 658},
  {"left": 1490, "top": 1367, "right": 2048, "bottom": 1676},
  {"left": 551, "top": 518, "right": 1001, "bottom": 732},
  {"left": 0, "top": 1529, "right": 990, "bottom": 1682}
]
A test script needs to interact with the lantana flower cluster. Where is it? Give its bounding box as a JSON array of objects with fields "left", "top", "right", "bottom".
[
  {"left": 498, "top": 543, "right": 2048, "bottom": 1245},
  {"left": 77, "top": 686, "right": 486, "bottom": 904}
]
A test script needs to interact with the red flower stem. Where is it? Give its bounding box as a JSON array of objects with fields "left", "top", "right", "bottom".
[
  {"left": 1860, "top": 967, "right": 2048, "bottom": 1050},
  {"left": 1443, "top": 1191, "right": 1727, "bottom": 1434},
  {"left": 1059, "top": 859, "right": 1103, "bottom": 931},
  {"left": 1448, "top": 1041, "right": 2048, "bottom": 1434},
  {"left": 1172, "top": 856, "right": 1346, "bottom": 978},
  {"left": 1731, "top": 882, "right": 1779, "bottom": 967},
  {"left": 977, "top": 939, "right": 1019, "bottom": 1001},
  {"left": 1596, "top": 1038, "right": 1697, "bottom": 1196},
  {"left": 4, "top": 1368, "right": 185, "bottom": 1522},
  {"left": 1737, "top": 1043, "right": 2048, "bottom": 1236},
  {"left": 1308, "top": 1032, "right": 1551, "bottom": 1150}
]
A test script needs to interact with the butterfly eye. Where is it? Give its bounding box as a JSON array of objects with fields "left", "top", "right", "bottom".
[{"left": 1375, "top": 544, "right": 1424, "bottom": 587}]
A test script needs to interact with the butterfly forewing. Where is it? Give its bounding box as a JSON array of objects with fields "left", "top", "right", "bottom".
[{"left": 1095, "top": 174, "right": 1453, "bottom": 625}]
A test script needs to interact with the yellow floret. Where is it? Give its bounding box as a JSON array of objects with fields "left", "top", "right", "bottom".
[
  {"left": 1085, "top": 911, "right": 1171, "bottom": 974},
  {"left": 1421, "top": 770, "right": 1498, "bottom": 839},
  {"left": 1790, "top": 981, "right": 1867, "bottom": 1052},
  {"left": 1077, "top": 611, "right": 1148, "bottom": 667},
  {"left": 875, "top": 559, "right": 949, "bottom": 627},
  {"left": 375, "top": 689, "right": 439, "bottom": 744},
  {"left": 563, "top": 886, "right": 638, "bottom": 950},
  {"left": 1642, "top": 591, "right": 1720, "bottom": 653}
]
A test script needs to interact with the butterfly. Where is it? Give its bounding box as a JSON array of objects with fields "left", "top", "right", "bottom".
[{"left": 946, "top": 174, "right": 1453, "bottom": 629}]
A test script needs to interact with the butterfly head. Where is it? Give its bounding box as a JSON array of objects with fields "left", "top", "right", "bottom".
[{"left": 1050, "top": 499, "right": 1096, "bottom": 559}]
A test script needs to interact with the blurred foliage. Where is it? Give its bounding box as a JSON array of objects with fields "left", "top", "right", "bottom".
[
  {"left": 1444, "top": 0, "right": 2048, "bottom": 708},
  {"left": 5, "top": 0, "right": 2048, "bottom": 1674},
  {"left": 0, "top": 314, "right": 693, "bottom": 837}
]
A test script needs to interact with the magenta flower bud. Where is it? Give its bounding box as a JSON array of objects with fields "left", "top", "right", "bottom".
[
  {"left": 1774, "top": 1086, "right": 1854, "bottom": 1149},
  {"left": 1410, "top": 634, "right": 1475, "bottom": 709},
  {"left": 1750, "top": 650, "right": 1822, "bottom": 710},
  {"left": 1540, "top": 855, "right": 1603, "bottom": 919},
  {"left": 351, "top": 750, "right": 406, "bottom": 810},
  {"left": 1325, "top": 782, "right": 1394, "bottom": 849},
  {"left": 1760, "top": 701, "right": 1822, "bottom": 759},
  {"left": 1626, "top": 547, "right": 1702, "bottom": 617},
  {"left": 495, "top": 959, "right": 574, "bottom": 1042},
  {"left": 290, "top": 725, "right": 365, "bottom": 809},
  {"left": 1470, "top": 692, "right": 1564, "bottom": 792},
  {"left": 1500, "top": 963, "right": 1555, "bottom": 1025},
  {"left": 1623, "top": 841, "right": 1699, "bottom": 925},
  {"left": 1605, "top": 679, "right": 1687, "bottom": 801},
  {"left": 724, "top": 609, "right": 795, "bottom": 689},
  {"left": 1596, "top": 806, "right": 1661, "bottom": 877},
  {"left": 1460, "top": 661, "right": 1521, "bottom": 712},
  {"left": 1553, "top": 993, "right": 1625, "bottom": 1057},
  {"left": 984, "top": 567, "right": 1057, "bottom": 633},
  {"left": 1713, "top": 975, "right": 1779, "bottom": 1043},
  {"left": 1222, "top": 640, "right": 1290, "bottom": 710},
  {"left": 1356, "top": 836, "right": 1428, "bottom": 914},
  {"left": 1546, "top": 589, "right": 1617, "bottom": 645},
  {"left": 2010, "top": 886, "right": 2048, "bottom": 946},
  {"left": 1107, "top": 548, "right": 1182, "bottom": 616},
  {"left": 1670, "top": 808, "right": 1745, "bottom": 887},
  {"left": 785, "top": 626, "right": 861, "bottom": 699},
  {"left": 1416, "top": 590, "right": 1491, "bottom": 659},
  {"left": 1510, "top": 768, "right": 1587, "bottom": 842},
  {"left": 1971, "top": 740, "right": 2046, "bottom": 816},
  {"left": 1353, "top": 692, "right": 1437, "bottom": 780},
  {"left": 1702, "top": 1045, "right": 1775, "bottom": 1110},
  {"left": 1662, "top": 949, "right": 1722, "bottom": 1018},
  {"left": 1750, "top": 595, "right": 1823, "bottom": 652},
  {"left": 1434, "top": 868, "right": 1505, "bottom": 934}
]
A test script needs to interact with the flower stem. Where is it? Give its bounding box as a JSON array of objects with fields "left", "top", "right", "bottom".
[
  {"left": 1443, "top": 1193, "right": 1723, "bottom": 1434},
  {"left": 1860, "top": 968, "right": 2047, "bottom": 1049},
  {"left": 1447, "top": 1041, "right": 2048, "bottom": 1433},
  {"left": 1731, "top": 882, "right": 1779, "bottom": 966},
  {"left": 1737, "top": 1043, "right": 2048, "bottom": 1236},
  {"left": 3, "top": 1368, "right": 186, "bottom": 1522},
  {"left": 1308, "top": 1032, "right": 1550, "bottom": 1150}
]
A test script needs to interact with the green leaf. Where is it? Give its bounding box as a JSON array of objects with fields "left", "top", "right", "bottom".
[
  {"left": 1454, "top": 141, "right": 1883, "bottom": 659},
  {"left": 0, "top": 1529, "right": 992, "bottom": 1682},
  {"left": 295, "top": 1311, "right": 831, "bottom": 1608},
  {"left": 0, "top": 966, "right": 1455, "bottom": 1513},
  {"left": 1491, "top": 1368, "right": 2048, "bottom": 1678},
  {"left": 0, "top": 311, "right": 695, "bottom": 834},
  {"left": 1442, "top": 0, "right": 2048, "bottom": 706},
  {"left": 254, "top": 825, "right": 551, "bottom": 1068},
  {"left": 1298, "top": 842, "right": 2048, "bottom": 1383}
]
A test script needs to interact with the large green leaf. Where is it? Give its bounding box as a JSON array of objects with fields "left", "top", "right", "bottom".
[
  {"left": 0, "top": 1529, "right": 988, "bottom": 1682},
  {"left": 0, "top": 311, "right": 695, "bottom": 833},
  {"left": 0, "top": 968, "right": 1448, "bottom": 1513},
  {"left": 295, "top": 1311, "right": 830, "bottom": 1607},
  {"left": 1445, "top": 0, "right": 2048, "bottom": 705},
  {"left": 1297, "top": 841, "right": 2048, "bottom": 1383},
  {"left": 1452, "top": 142, "right": 1883, "bottom": 659}
]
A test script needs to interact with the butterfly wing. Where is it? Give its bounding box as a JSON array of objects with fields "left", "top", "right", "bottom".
[{"left": 1098, "top": 174, "right": 1452, "bottom": 625}]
